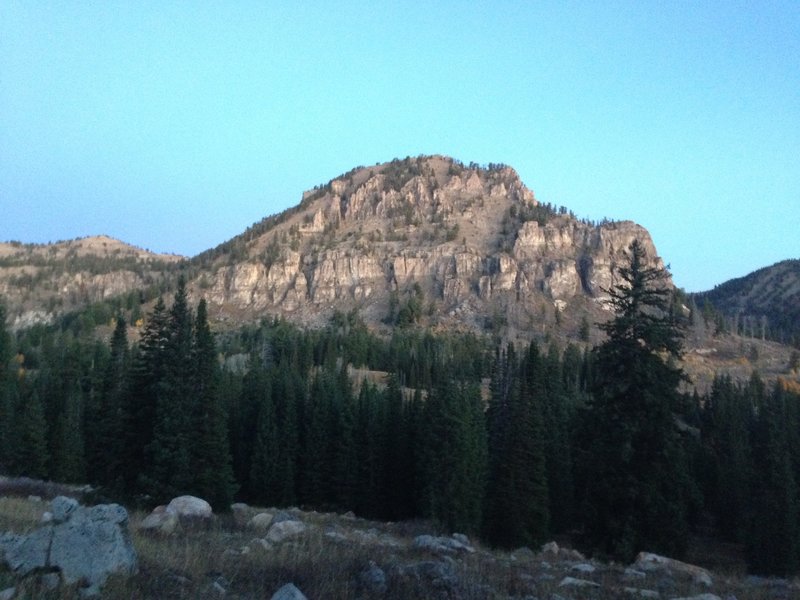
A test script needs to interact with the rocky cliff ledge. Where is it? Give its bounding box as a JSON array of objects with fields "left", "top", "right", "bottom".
[{"left": 201, "top": 155, "right": 666, "bottom": 336}]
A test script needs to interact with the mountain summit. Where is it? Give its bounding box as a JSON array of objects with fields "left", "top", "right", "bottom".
[{"left": 196, "top": 155, "right": 666, "bottom": 338}]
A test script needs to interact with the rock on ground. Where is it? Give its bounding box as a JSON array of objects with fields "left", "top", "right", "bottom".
[
  {"left": 139, "top": 505, "right": 179, "bottom": 535},
  {"left": 634, "top": 552, "right": 713, "bottom": 587},
  {"left": 166, "top": 495, "right": 213, "bottom": 520},
  {"left": 271, "top": 582, "right": 308, "bottom": 600},
  {"left": 0, "top": 496, "right": 137, "bottom": 596},
  {"left": 265, "top": 519, "right": 307, "bottom": 544}
]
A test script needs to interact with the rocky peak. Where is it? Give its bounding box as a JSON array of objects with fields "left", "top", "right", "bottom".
[{"left": 200, "top": 155, "right": 667, "bottom": 340}]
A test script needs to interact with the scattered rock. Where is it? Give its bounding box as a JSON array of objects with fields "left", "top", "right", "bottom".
[
  {"left": 265, "top": 519, "right": 307, "bottom": 544},
  {"left": 623, "top": 587, "right": 660, "bottom": 598},
  {"left": 413, "top": 534, "right": 475, "bottom": 554},
  {"left": 166, "top": 495, "right": 213, "bottom": 521},
  {"left": 394, "top": 560, "right": 460, "bottom": 593},
  {"left": 668, "top": 595, "right": 721, "bottom": 600},
  {"left": 571, "top": 562, "right": 596, "bottom": 574},
  {"left": 271, "top": 582, "right": 308, "bottom": 600},
  {"left": 359, "top": 561, "right": 387, "bottom": 594},
  {"left": 634, "top": 552, "right": 713, "bottom": 587},
  {"left": 541, "top": 541, "right": 560, "bottom": 556},
  {"left": 139, "top": 505, "right": 179, "bottom": 535},
  {"left": 511, "top": 546, "right": 535, "bottom": 560},
  {"left": 343, "top": 510, "right": 356, "bottom": 519},
  {"left": 40, "top": 511, "right": 53, "bottom": 523},
  {"left": 624, "top": 567, "right": 648, "bottom": 580},
  {"left": 0, "top": 496, "right": 137, "bottom": 596},
  {"left": 270, "top": 510, "right": 297, "bottom": 525},
  {"left": 27, "top": 495, "right": 41, "bottom": 503},
  {"left": 559, "top": 576, "right": 601, "bottom": 589},
  {"left": 0, "top": 588, "right": 15, "bottom": 600},
  {"left": 248, "top": 512, "right": 274, "bottom": 531},
  {"left": 231, "top": 502, "right": 251, "bottom": 526}
]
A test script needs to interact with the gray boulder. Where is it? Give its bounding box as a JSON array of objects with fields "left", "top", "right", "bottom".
[
  {"left": 0, "top": 496, "right": 137, "bottom": 596},
  {"left": 413, "top": 534, "right": 475, "bottom": 554},
  {"left": 266, "top": 519, "right": 307, "bottom": 544},
  {"left": 166, "top": 495, "right": 213, "bottom": 520},
  {"left": 271, "top": 582, "right": 308, "bottom": 600},
  {"left": 139, "top": 505, "right": 179, "bottom": 535}
]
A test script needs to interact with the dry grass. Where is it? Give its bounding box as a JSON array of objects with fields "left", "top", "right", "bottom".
[{"left": 2, "top": 496, "right": 800, "bottom": 599}]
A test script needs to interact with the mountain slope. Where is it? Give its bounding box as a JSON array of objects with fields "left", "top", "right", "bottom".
[
  {"left": 692, "top": 259, "right": 800, "bottom": 346},
  {"left": 0, "top": 236, "right": 183, "bottom": 330},
  {"left": 193, "top": 155, "right": 667, "bottom": 340}
]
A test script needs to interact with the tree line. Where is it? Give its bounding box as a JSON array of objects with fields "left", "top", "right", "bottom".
[{"left": 1, "top": 243, "right": 799, "bottom": 576}]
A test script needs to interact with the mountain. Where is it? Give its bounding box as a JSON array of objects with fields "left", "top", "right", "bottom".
[
  {"left": 0, "top": 235, "right": 182, "bottom": 330},
  {"left": 0, "top": 155, "right": 797, "bottom": 388},
  {"left": 692, "top": 259, "right": 800, "bottom": 347},
  {"left": 190, "top": 155, "right": 666, "bottom": 341}
]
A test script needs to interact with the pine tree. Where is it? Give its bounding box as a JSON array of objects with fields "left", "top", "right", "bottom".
[
  {"left": 13, "top": 388, "right": 49, "bottom": 479},
  {"left": 0, "top": 300, "right": 14, "bottom": 470},
  {"left": 93, "top": 316, "right": 129, "bottom": 491},
  {"left": 579, "top": 240, "right": 692, "bottom": 560},
  {"left": 483, "top": 343, "right": 549, "bottom": 547},
  {"left": 190, "top": 299, "right": 237, "bottom": 510},
  {"left": 127, "top": 296, "right": 169, "bottom": 492},
  {"left": 420, "top": 377, "right": 487, "bottom": 533},
  {"left": 51, "top": 380, "right": 86, "bottom": 483},
  {"left": 747, "top": 382, "right": 799, "bottom": 575},
  {"left": 142, "top": 278, "right": 195, "bottom": 501}
]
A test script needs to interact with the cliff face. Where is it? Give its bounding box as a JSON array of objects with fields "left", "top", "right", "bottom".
[
  {"left": 0, "top": 157, "right": 667, "bottom": 339},
  {"left": 199, "top": 156, "right": 667, "bottom": 337}
]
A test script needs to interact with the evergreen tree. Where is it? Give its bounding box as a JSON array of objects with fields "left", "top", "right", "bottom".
[
  {"left": 420, "top": 377, "right": 487, "bottom": 533},
  {"left": 701, "top": 375, "right": 753, "bottom": 543},
  {"left": 13, "top": 388, "right": 49, "bottom": 479},
  {"left": 746, "top": 381, "right": 799, "bottom": 575},
  {"left": 249, "top": 374, "right": 279, "bottom": 505},
  {"left": 579, "top": 240, "right": 692, "bottom": 560},
  {"left": 50, "top": 380, "right": 86, "bottom": 483},
  {"left": 142, "top": 278, "right": 195, "bottom": 501},
  {"left": 191, "top": 299, "right": 237, "bottom": 510},
  {"left": 0, "top": 300, "right": 14, "bottom": 470},
  {"left": 483, "top": 343, "right": 549, "bottom": 547},
  {"left": 93, "top": 316, "right": 129, "bottom": 491},
  {"left": 127, "top": 296, "right": 169, "bottom": 492}
]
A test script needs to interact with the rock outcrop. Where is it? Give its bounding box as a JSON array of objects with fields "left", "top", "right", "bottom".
[
  {"left": 0, "top": 496, "right": 137, "bottom": 596},
  {"left": 199, "top": 156, "right": 668, "bottom": 337},
  {"left": 0, "top": 156, "right": 668, "bottom": 342}
]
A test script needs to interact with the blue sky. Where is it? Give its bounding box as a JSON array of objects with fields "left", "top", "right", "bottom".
[{"left": 1, "top": 2, "right": 798, "bottom": 292}]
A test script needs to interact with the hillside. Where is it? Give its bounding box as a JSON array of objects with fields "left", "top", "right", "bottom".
[
  {"left": 0, "top": 236, "right": 183, "bottom": 330},
  {"left": 189, "top": 155, "right": 667, "bottom": 342},
  {"left": 0, "top": 156, "right": 797, "bottom": 389},
  {"left": 692, "top": 259, "right": 800, "bottom": 347}
]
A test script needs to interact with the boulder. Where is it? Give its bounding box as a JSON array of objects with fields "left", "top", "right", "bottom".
[
  {"left": 0, "top": 496, "right": 137, "bottom": 596},
  {"left": 559, "top": 576, "right": 600, "bottom": 588},
  {"left": 359, "top": 561, "right": 387, "bottom": 594},
  {"left": 166, "top": 495, "right": 213, "bottom": 520},
  {"left": 413, "top": 534, "right": 475, "bottom": 554},
  {"left": 634, "top": 552, "right": 713, "bottom": 587},
  {"left": 139, "top": 505, "right": 179, "bottom": 535},
  {"left": 231, "top": 502, "right": 251, "bottom": 526},
  {"left": 265, "top": 519, "right": 307, "bottom": 544},
  {"left": 248, "top": 512, "right": 275, "bottom": 531},
  {"left": 271, "top": 582, "right": 308, "bottom": 600}
]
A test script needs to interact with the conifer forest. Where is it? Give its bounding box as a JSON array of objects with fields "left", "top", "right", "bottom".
[{"left": 1, "top": 242, "right": 798, "bottom": 576}]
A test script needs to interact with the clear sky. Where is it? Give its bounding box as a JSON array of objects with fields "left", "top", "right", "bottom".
[{"left": 1, "top": 2, "right": 798, "bottom": 292}]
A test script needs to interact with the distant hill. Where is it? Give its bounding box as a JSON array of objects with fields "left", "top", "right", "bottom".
[
  {"left": 692, "top": 260, "right": 800, "bottom": 347},
  {"left": 0, "top": 235, "right": 183, "bottom": 330}
]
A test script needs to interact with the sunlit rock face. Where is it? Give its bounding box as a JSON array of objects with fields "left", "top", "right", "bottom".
[{"left": 199, "top": 155, "right": 668, "bottom": 336}]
